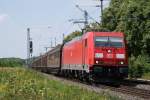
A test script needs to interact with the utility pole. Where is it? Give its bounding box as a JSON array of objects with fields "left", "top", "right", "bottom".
[
  {"left": 100, "top": 0, "right": 103, "bottom": 26},
  {"left": 92, "top": 0, "right": 104, "bottom": 25},
  {"left": 84, "top": 10, "right": 88, "bottom": 28},
  {"left": 62, "top": 33, "right": 65, "bottom": 43},
  {"left": 27, "top": 28, "right": 30, "bottom": 67},
  {"left": 68, "top": 5, "right": 89, "bottom": 34},
  {"left": 51, "top": 39, "right": 53, "bottom": 48},
  {"left": 76, "top": 5, "right": 88, "bottom": 29},
  {"left": 55, "top": 37, "right": 56, "bottom": 46},
  {"left": 44, "top": 47, "right": 51, "bottom": 52},
  {"left": 27, "top": 28, "right": 33, "bottom": 67},
  {"left": 44, "top": 46, "right": 50, "bottom": 68},
  {"left": 29, "top": 38, "right": 33, "bottom": 57}
]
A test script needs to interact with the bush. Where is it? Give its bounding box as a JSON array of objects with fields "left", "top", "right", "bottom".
[
  {"left": 129, "top": 55, "right": 150, "bottom": 78},
  {"left": 64, "top": 31, "right": 82, "bottom": 43},
  {"left": 0, "top": 58, "right": 25, "bottom": 67}
]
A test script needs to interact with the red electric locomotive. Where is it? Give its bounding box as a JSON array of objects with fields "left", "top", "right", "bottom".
[{"left": 61, "top": 31, "right": 128, "bottom": 81}]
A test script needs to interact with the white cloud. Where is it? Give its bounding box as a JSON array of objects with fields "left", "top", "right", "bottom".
[{"left": 0, "top": 14, "right": 8, "bottom": 23}]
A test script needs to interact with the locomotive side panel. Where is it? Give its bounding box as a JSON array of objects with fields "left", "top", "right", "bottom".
[{"left": 62, "top": 37, "right": 83, "bottom": 70}]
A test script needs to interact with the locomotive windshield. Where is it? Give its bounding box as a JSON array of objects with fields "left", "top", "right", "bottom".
[{"left": 95, "top": 36, "right": 124, "bottom": 47}]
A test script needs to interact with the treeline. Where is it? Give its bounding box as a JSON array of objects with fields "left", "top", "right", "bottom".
[
  {"left": 0, "top": 58, "right": 25, "bottom": 67},
  {"left": 102, "top": 0, "right": 150, "bottom": 78},
  {"left": 64, "top": 31, "right": 82, "bottom": 43},
  {"left": 64, "top": 0, "right": 150, "bottom": 78}
]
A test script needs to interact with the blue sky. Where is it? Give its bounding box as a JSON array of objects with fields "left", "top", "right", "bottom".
[{"left": 0, "top": 0, "right": 110, "bottom": 59}]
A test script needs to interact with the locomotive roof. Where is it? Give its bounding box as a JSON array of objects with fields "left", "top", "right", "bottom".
[
  {"left": 65, "top": 36, "right": 82, "bottom": 45},
  {"left": 64, "top": 32, "right": 124, "bottom": 46},
  {"left": 93, "top": 32, "right": 124, "bottom": 37}
]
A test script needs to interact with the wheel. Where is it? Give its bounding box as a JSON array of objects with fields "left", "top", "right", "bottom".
[{"left": 86, "top": 73, "right": 93, "bottom": 84}]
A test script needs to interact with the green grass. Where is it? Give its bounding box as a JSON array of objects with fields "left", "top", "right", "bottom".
[
  {"left": 0, "top": 67, "right": 120, "bottom": 100},
  {"left": 142, "top": 72, "right": 150, "bottom": 80}
]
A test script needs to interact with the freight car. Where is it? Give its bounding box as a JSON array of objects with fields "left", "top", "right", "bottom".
[
  {"left": 32, "top": 31, "right": 128, "bottom": 82},
  {"left": 32, "top": 45, "right": 62, "bottom": 74}
]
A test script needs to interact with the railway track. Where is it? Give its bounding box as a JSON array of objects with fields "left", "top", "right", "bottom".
[
  {"left": 57, "top": 74, "right": 150, "bottom": 99},
  {"left": 118, "top": 86, "right": 150, "bottom": 99},
  {"left": 37, "top": 70, "right": 150, "bottom": 100},
  {"left": 93, "top": 84, "right": 150, "bottom": 100},
  {"left": 123, "top": 79, "right": 150, "bottom": 85},
  {"left": 60, "top": 76, "right": 150, "bottom": 100}
]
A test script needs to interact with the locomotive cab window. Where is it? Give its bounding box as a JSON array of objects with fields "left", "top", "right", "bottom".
[
  {"left": 109, "top": 37, "right": 124, "bottom": 47},
  {"left": 95, "top": 37, "right": 108, "bottom": 47},
  {"left": 95, "top": 37, "right": 124, "bottom": 48}
]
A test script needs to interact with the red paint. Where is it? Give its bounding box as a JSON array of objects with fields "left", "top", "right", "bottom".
[{"left": 62, "top": 32, "right": 128, "bottom": 71}]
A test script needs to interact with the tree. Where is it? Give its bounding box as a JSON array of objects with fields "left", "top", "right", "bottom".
[
  {"left": 102, "top": 0, "right": 150, "bottom": 57},
  {"left": 64, "top": 31, "right": 82, "bottom": 43}
]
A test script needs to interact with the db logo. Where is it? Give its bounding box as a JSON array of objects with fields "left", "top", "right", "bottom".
[{"left": 107, "top": 54, "right": 113, "bottom": 58}]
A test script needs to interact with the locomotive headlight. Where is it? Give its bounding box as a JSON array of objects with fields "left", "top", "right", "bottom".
[
  {"left": 95, "top": 53, "right": 103, "bottom": 58},
  {"left": 96, "top": 61, "right": 99, "bottom": 64},
  {"left": 120, "top": 61, "right": 124, "bottom": 65},
  {"left": 116, "top": 54, "right": 125, "bottom": 59}
]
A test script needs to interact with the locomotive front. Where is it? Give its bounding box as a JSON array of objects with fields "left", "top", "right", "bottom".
[{"left": 92, "top": 32, "right": 128, "bottom": 79}]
